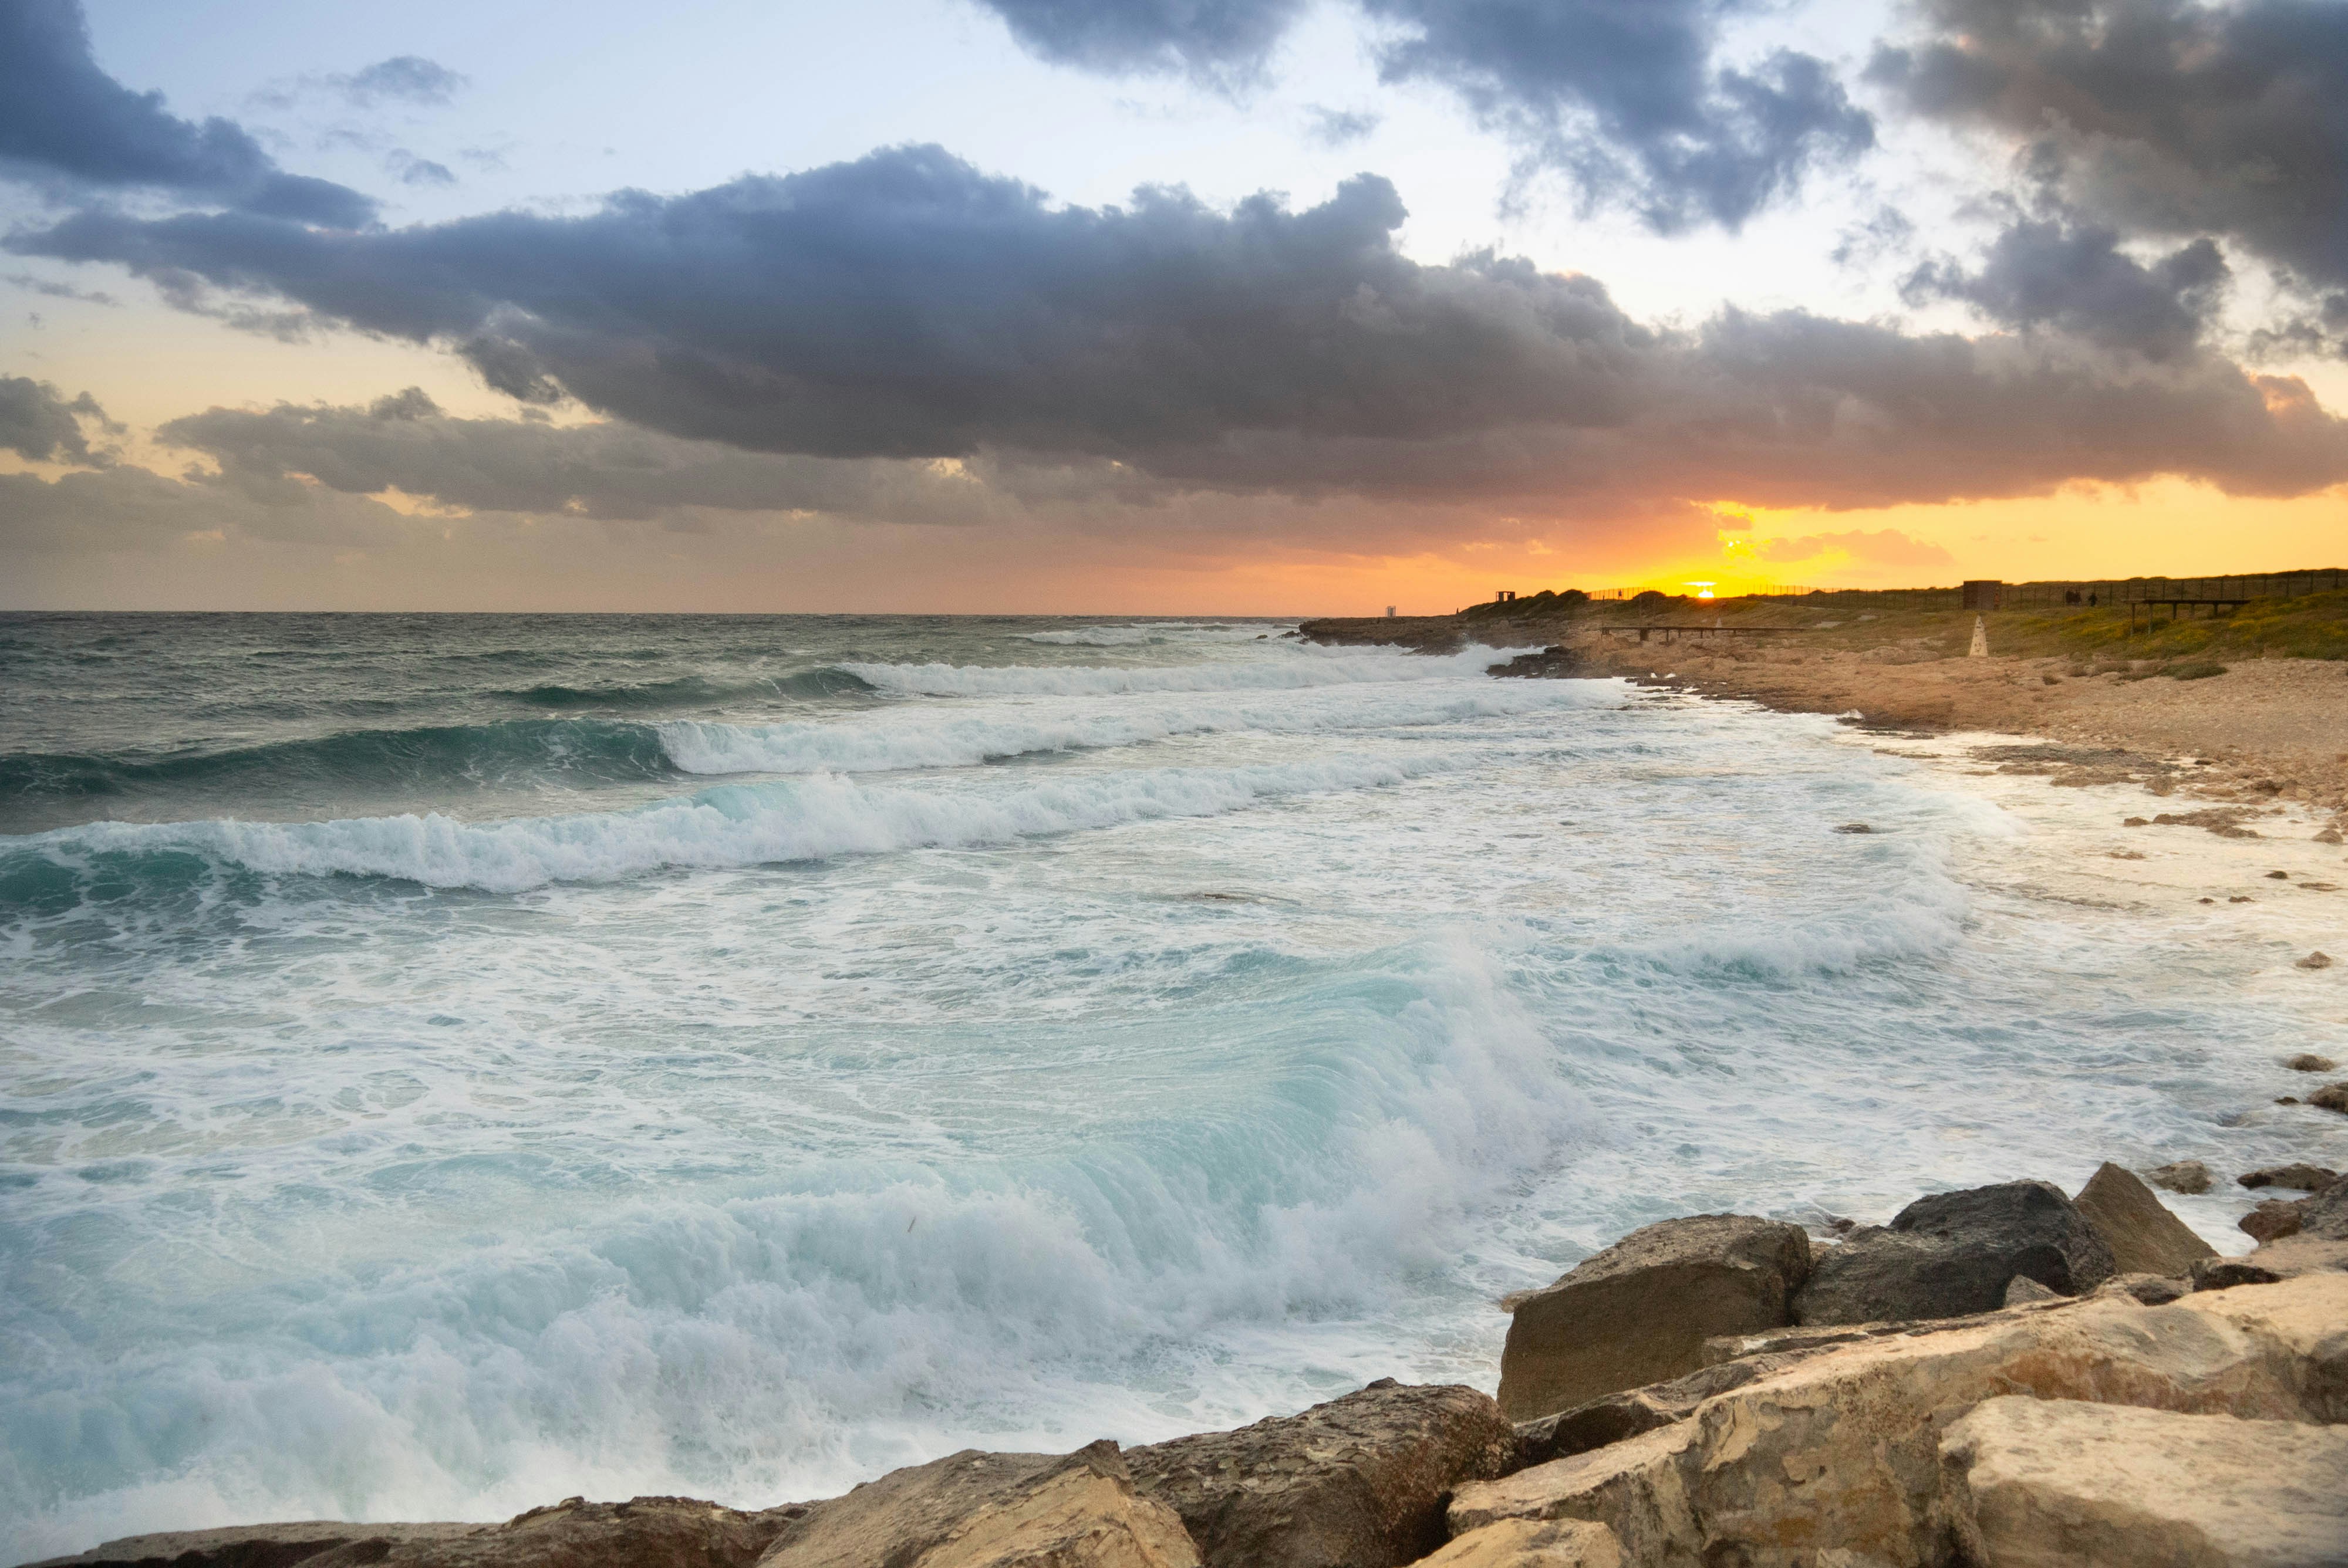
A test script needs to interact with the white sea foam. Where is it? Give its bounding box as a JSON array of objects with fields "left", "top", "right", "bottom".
[
  {"left": 27, "top": 753, "right": 1454, "bottom": 893},
  {"left": 840, "top": 643, "right": 1532, "bottom": 696},
  {"left": 1014, "top": 623, "right": 1281, "bottom": 646},
  {"left": 655, "top": 680, "right": 1611, "bottom": 777}
]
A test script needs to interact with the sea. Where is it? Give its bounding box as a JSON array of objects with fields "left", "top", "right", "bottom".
[{"left": 2, "top": 611, "right": 2341, "bottom": 1562}]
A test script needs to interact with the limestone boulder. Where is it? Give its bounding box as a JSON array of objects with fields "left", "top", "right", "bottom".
[
  {"left": 1940, "top": 1396, "right": 2348, "bottom": 1568},
  {"left": 1125, "top": 1380, "right": 1512, "bottom": 1568},
  {"left": 758, "top": 1442, "right": 1197, "bottom": 1568},
  {"left": 1496, "top": 1215, "right": 1811, "bottom": 1420},
  {"left": 1512, "top": 1359, "right": 1775, "bottom": 1470},
  {"left": 2072, "top": 1161, "right": 2216, "bottom": 1277},
  {"left": 1412, "top": 1519, "right": 1622, "bottom": 1568},
  {"left": 1446, "top": 1272, "right": 2348, "bottom": 1567},
  {"left": 1792, "top": 1180, "right": 2116, "bottom": 1325}
]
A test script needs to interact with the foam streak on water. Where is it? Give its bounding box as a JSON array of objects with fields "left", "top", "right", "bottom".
[{"left": 0, "top": 613, "right": 2342, "bottom": 1564}]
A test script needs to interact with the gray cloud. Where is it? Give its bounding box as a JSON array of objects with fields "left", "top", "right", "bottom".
[
  {"left": 1303, "top": 106, "right": 1382, "bottom": 147},
  {"left": 0, "top": 375, "right": 116, "bottom": 463},
  {"left": 389, "top": 150, "right": 457, "bottom": 187},
  {"left": 151, "top": 390, "right": 1050, "bottom": 525},
  {"left": 979, "top": 0, "right": 1309, "bottom": 85},
  {"left": 338, "top": 57, "right": 468, "bottom": 108},
  {"left": 14, "top": 144, "right": 2347, "bottom": 516},
  {"left": 1901, "top": 215, "right": 2229, "bottom": 360},
  {"left": 0, "top": 0, "right": 376, "bottom": 226},
  {"left": 973, "top": 0, "right": 1871, "bottom": 230},
  {"left": 1870, "top": 0, "right": 2348, "bottom": 292},
  {"left": 1362, "top": 0, "right": 1873, "bottom": 232}
]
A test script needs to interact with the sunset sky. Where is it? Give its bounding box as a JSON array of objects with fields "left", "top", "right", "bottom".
[{"left": 3, "top": 0, "right": 2344, "bottom": 612}]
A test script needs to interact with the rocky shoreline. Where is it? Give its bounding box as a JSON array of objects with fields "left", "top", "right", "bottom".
[
  {"left": 1294, "top": 610, "right": 2348, "bottom": 819},
  {"left": 33, "top": 1159, "right": 2348, "bottom": 1568}
]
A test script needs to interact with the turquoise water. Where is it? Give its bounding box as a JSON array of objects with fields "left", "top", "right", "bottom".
[{"left": 1, "top": 613, "right": 2337, "bottom": 1562}]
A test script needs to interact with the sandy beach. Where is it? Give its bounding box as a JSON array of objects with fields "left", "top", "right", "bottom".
[{"left": 1301, "top": 606, "right": 2348, "bottom": 821}]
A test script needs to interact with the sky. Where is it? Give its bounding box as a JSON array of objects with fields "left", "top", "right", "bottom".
[{"left": 2, "top": 0, "right": 2344, "bottom": 613}]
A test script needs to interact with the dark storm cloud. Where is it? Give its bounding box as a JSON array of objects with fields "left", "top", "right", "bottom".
[
  {"left": 1869, "top": 0, "right": 2348, "bottom": 288},
  {"left": 0, "top": 0, "right": 376, "bottom": 226},
  {"left": 152, "top": 390, "right": 1046, "bottom": 524},
  {"left": 15, "top": 143, "right": 2348, "bottom": 512},
  {"left": 14, "top": 147, "right": 1663, "bottom": 459},
  {"left": 1362, "top": 0, "right": 1873, "bottom": 231},
  {"left": 1901, "top": 216, "right": 2229, "bottom": 360},
  {"left": 0, "top": 375, "right": 115, "bottom": 464},
  {"left": 972, "top": 0, "right": 1870, "bottom": 229}
]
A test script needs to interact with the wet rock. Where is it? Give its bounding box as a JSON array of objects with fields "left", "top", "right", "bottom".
[
  {"left": 25, "top": 1525, "right": 487, "bottom": 1568},
  {"left": 2095, "top": 1272, "right": 2188, "bottom": 1305},
  {"left": 1126, "top": 1380, "right": 1513, "bottom": 1568},
  {"left": 1939, "top": 1396, "right": 2348, "bottom": 1568},
  {"left": 2296, "top": 951, "right": 2335, "bottom": 968},
  {"left": 1833, "top": 822, "right": 1873, "bottom": 834},
  {"left": 1450, "top": 1273, "right": 2348, "bottom": 1565},
  {"left": 1413, "top": 1519, "right": 1622, "bottom": 1568},
  {"left": 1497, "top": 1215, "right": 1811, "bottom": 1420},
  {"left": 760, "top": 1441, "right": 1197, "bottom": 1568},
  {"left": 2192, "top": 1258, "right": 2284, "bottom": 1290},
  {"left": 2144, "top": 1159, "right": 2212, "bottom": 1194},
  {"left": 2296, "top": 1175, "right": 2348, "bottom": 1239},
  {"left": 2311, "top": 1082, "right": 2348, "bottom": 1113},
  {"left": 1792, "top": 1180, "right": 2116, "bottom": 1326},
  {"left": 2286, "top": 1053, "right": 2337, "bottom": 1072},
  {"left": 2239, "top": 1164, "right": 2341, "bottom": 1191},
  {"left": 2072, "top": 1161, "right": 2217, "bottom": 1277},
  {"left": 2241, "top": 1199, "right": 2306, "bottom": 1243}
]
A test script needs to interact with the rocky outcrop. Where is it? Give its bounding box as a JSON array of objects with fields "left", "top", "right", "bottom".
[
  {"left": 758, "top": 1441, "right": 1196, "bottom": 1568},
  {"left": 1940, "top": 1396, "right": 2348, "bottom": 1567},
  {"left": 2244, "top": 1197, "right": 2308, "bottom": 1242},
  {"left": 1496, "top": 1215, "right": 1810, "bottom": 1420},
  {"left": 1445, "top": 1272, "right": 2348, "bottom": 1567},
  {"left": 2144, "top": 1159, "right": 2212, "bottom": 1194},
  {"left": 1792, "top": 1180, "right": 2116, "bottom": 1325},
  {"left": 1125, "top": 1380, "right": 1513, "bottom": 1568},
  {"left": 33, "top": 1501, "right": 814, "bottom": 1568},
  {"left": 2071, "top": 1161, "right": 2216, "bottom": 1277},
  {"left": 2239, "top": 1163, "right": 2340, "bottom": 1191},
  {"left": 1412, "top": 1519, "right": 1622, "bottom": 1568},
  {"left": 26, "top": 1524, "right": 490, "bottom": 1568}
]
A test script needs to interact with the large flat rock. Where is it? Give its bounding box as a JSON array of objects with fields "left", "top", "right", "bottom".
[
  {"left": 1413, "top": 1518, "right": 1623, "bottom": 1567},
  {"left": 1497, "top": 1215, "right": 1810, "bottom": 1421},
  {"left": 758, "top": 1441, "right": 1196, "bottom": 1568},
  {"left": 1125, "top": 1380, "right": 1512, "bottom": 1568},
  {"left": 1941, "top": 1396, "right": 2348, "bottom": 1567},
  {"left": 1448, "top": 1272, "right": 2348, "bottom": 1567}
]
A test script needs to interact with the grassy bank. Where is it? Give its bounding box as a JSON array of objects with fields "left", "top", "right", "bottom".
[{"left": 1453, "top": 586, "right": 2348, "bottom": 672}]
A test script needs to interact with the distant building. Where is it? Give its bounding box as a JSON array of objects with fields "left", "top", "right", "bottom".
[
  {"left": 1385, "top": 606, "right": 1396, "bottom": 618},
  {"left": 1961, "top": 580, "right": 2003, "bottom": 611}
]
